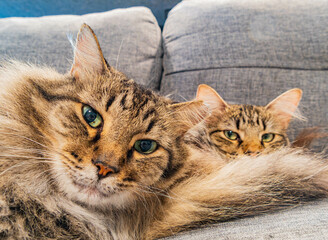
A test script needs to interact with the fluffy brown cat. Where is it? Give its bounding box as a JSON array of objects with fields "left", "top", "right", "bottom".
[
  {"left": 195, "top": 84, "right": 302, "bottom": 158},
  {"left": 1, "top": 24, "right": 328, "bottom": 240}
]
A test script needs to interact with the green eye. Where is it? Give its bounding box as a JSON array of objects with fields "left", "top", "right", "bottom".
[
  {"left": 262, "top": 133, "right": 275, "bottom": 143},
  {"left": 224, "top": 130, "right": 239, "bottom": 140},
  {"left": 82, "top": 105, "right": 103, "bottom": 128},
  {"left": 134, "top": 140, "right": 157, "bottom": 154}
]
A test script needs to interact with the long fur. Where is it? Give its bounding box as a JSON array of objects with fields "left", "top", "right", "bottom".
[
  {"left": 292, "top": 127, "right": 328, "bottom": 149},
  {"left": 145, "top": 146, "right": 328, "bottom": 239},
  {"left": 1, "top": 25, "right": 328, "bottom": 240}
]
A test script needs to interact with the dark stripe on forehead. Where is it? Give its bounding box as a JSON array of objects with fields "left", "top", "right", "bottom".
[
  {"left": 120, "top": 93, "right": 127, "bottom": 110},
  {"left": 106, "top": 95, "right": 116, "bottom": 111},
  {"left": 146, "top": 120, "right": 156, "bottom": 133},
  {"left": 246, "top": 105, "right": 254, "bottom": 115},
  {"left": 31, "top": 82, "right": 80, "bottom": 103},
  {"left": 139, "top": 98, "right": 149, "bottom": 109},
  {"left": 262, "top": 119, "right": 267, "bottom": 131},
  {"left": 235, "top": 118, "right": 240, "bottom": 130},
  {"left": 254, "top": 108, "right": 261, "bottom": 125},
  {"left": 134, "top": 98, "right": 149, "bottom": 117},
  {"left": 143, "top": 108, "right": 156, "bottom": 121},
  {"left": 239, "top": 108, "right": 246, "bottom": 123}
]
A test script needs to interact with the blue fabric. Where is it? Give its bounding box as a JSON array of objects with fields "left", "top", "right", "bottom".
[{"left": 0, "top": 0, "right": 181, "bottom": 27}]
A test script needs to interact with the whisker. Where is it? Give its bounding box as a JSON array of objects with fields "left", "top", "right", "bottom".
[
  {"left": 0, "top": 154, "right": 56, "bottom": 160},
  {"left": 0, "top": 132, "right": 50, "bottom": 150},
  {"left": 0, "top": 161, "right": 32, "bottom": 177},
  {"left": 115, "top": 39, "right": 124, "bottom": 70}
]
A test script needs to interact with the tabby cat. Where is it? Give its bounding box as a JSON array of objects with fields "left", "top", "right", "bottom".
[
  {"left": 195, "top": 84, "right": 302, "bottom": 158},
  {"left": 1, "top": 24, "right": 328, "bottom": 240}
]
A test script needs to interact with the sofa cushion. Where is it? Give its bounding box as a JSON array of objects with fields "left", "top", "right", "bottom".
[
  {"left": 163, "top": 199, "right": 328, "bottom": 240},
  {"left": 0, "top": 7, "right": 162, "bottom": 90},
  {"left": 161, "top": 0, "right": 328, "bottom": 148}
]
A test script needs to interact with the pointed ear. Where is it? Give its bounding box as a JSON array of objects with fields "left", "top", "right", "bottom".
[
  {"left": 170, "top": 100, "right": 209, "bottom": 134},
  {"left": 70, "top": 23, "right": 109, "bottom": 79},
  {"left": 196, "top": 84, "right": 228, "bottom": 113},
  {"left": 265, "top": 88, "right": 303, "bottom": 129}
]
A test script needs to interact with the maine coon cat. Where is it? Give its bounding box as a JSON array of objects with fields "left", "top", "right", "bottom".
[
  {"left": 1, "top": 24, "right": 328, "bottom": 240},
  {"left": 195, "top": 84, "right": 303, "bottom": 158}
]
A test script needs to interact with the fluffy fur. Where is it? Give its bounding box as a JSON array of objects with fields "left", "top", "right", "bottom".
[
  {"left": 0, "top": 24, "right": 328, "bottom": 240},
  {"left": 292, "top": 126, "right": 328, "bottom": 149}
]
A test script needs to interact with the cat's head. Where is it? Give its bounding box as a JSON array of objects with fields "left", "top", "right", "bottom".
[
  {"left": 196, "top": 84, "right": 302, "bottom": 158},
  {"left": 12, "top": 24, "right": 207, "bottom": 208}
]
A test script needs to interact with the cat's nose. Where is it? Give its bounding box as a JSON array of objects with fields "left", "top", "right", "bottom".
[{"left": 92, "top": 160, "right": 118, "bottom": 179}]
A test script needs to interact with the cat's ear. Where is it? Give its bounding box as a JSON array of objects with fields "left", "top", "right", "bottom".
[
  {"left": 170, "top": 101, "right": 209, "bottom": 134},
  {"left": 196, "top": 84, "right": 228, "bottom": 113},
  {"left": 265, "top": 88, "right": 303, "bottom": 128},
  {"left": 70, "top": 23, "right": 109, "bottom": 79}
]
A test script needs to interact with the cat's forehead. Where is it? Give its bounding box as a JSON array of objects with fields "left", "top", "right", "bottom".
[
  {"left": 228, "top": 104, "right": 268, "bottom": 118},
  {"left": 215, "top": 104, "right": 273, "bottom": 130},
  {"left": 77, "top": 73, "right": 168, "bottom": 109},
  {"left": 74, "top": 73, "right": 173, "bottom": 134}
]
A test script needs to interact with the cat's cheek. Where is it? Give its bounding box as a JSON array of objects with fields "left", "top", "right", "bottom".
[{"left": 132, "top": 148, "right": 169, "bottom": 185}]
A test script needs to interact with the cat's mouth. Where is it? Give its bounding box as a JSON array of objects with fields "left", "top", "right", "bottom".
[{"left": 72, "top": 180, "right": 112, "bottom": 198}]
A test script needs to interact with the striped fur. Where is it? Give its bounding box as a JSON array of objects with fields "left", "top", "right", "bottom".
[
  {"left": 1, "top": 25, "right": 328, "bottom": 240},
  {"left": 196, "top": 84, "right": 302, "bottom": 159}
]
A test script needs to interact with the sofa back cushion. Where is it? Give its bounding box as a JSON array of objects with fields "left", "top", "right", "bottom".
[
  {"left": 161, "top": 0, "right": 328, "bottom": 149},
  {"left": 0, "top": 7, "right": 163, "bottom": 90}
]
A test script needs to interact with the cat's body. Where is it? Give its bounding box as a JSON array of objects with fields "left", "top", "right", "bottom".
[{"left": 1, "top": 25, "right": 328, "bottom": 240}]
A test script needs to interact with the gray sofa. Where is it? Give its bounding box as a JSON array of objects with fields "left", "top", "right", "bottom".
[{"left": 0, "top": 0, "right": 327, "bottom": 239}]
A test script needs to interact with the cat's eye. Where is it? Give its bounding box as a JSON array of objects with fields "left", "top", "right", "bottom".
[
  {"left": 262, "top": 133, "right": 275, "bottom": 143},
  {"left": 224, "top": 130, "right": 239, "bottom": 140},
  {"left": 82, "top": 105, "right": 103, "bottom": 128},
  {"left": 134, "top": 140, "right": 157, "bottom": 154}
]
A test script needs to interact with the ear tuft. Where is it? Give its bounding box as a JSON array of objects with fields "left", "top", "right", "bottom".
[
  {"left": 196, "top": 84, "right": 228, "bottom": 113},
  {"left": 70, "top": 23, "right": 109, "bottom": 79},
  {"left": 170, "top": 100, "right": 209, "bottom": 134},
  {"left": 266, "top": 88, "right": 303, "bottom": 128}
]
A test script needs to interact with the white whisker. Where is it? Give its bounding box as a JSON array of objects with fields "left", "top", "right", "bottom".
[{"left": 115, "top": 39, "right": 124, "bottom": 70}]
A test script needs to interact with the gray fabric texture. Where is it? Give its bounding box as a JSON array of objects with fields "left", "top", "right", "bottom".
[
  {"left": 0, "top": 7, "right": 163, "bottom": 90},
  {"left": 163, "top": 199, "right": 328, "bottom": 240},
  {"left": 161, "top": 0, "right": 328, "bottom": 148}
]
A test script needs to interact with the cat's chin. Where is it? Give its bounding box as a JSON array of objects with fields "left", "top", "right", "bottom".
[
  {"left": 70, "top": 181, "right": 133, "bottom": 208},
  {"left": 61, "top": 179, "right": 134, "bottom": 208}
]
